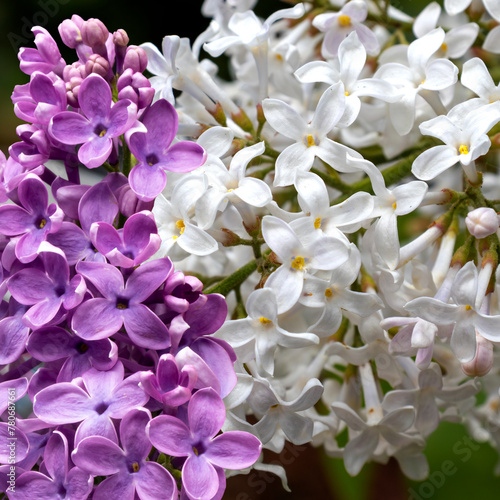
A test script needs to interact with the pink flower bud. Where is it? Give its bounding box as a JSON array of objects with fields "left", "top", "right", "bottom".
[
  {"left": 123, "top": 46, "right": 148, "bottom": 73},
  {"left": 465, "top": 207, "right": 499, "bottom": 239},
  {"left": 58, "top": 16, "right": 83, "bottom": 48},
  {"left": 81, "top": 18, "right": 109, "bottom": 48},
  {"left": 85, "top": 54, "right": 110, "bottom": 78},
  {"left": 462, "top": 332, "right": 494, "bottom": 377},
  {"left": 113, "top": 29, "right": 129, "bottom": 47}
]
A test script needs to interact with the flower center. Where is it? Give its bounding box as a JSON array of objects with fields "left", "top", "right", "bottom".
[
  {"left": 440, "top": 42, "right": 448, "bottom": 52},
  {"left": 259, "top": 316, "right": 273, "bottom": 325},
  {"left": 345, "top": 91, "right": 350, "bottom": 96},
  {"left": 75, "top": 341, "right": 89, "bottom": 354},
  {"left": 38, "top": 218, "right": 47, "bottom": 229},
  {"left": 291, "top": 256, "right": 306, "bottom": 271},
  {"left": 173, "top": 220, "right": 185, "bottom": 240},
  {"left": 325, "top": 287, "right": 333, "bottom": 298},
  {"left": 338, "top": 15, "right": 351, "bottom": 26},
  {"left": 146, "top": 153, "right": 159, "bottom": 166},
  {"left": 459, "top": 144, "right": 469, "bottom": 155},
  {"left": 132, "top": 462, "right": 140, "bottom": 473},
  {"left": 94, "top": 124, "right": 107, "bottom": 137},
  {"left": 465, "top": 305, "right": 472, "bottom": 311},
  {"left": 116, "top": 297, "right": 129, "bottom": 310},
  {"left": 304, "top": 134, "right": 318, "bottom": 147},
  {"left": 314, "top": 217, "right": 322, "bottom": 229}
]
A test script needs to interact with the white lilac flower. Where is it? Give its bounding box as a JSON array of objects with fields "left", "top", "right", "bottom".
[
  {"left": 411, "top": 101, "right": 500, "bottom": 183},
  {"left": 203, "top": 3, "right": 306, "bottom": 100},
  {"left": 413, "top": 2, "right": 479, "bottom": 59},
  {"left": 312, "top": 0, "right": 379, "bottom": 59},
  {"left": 152, "top": 176, "right": 218, "bottom": 260},
  {"left": 216, "top": 287, "right": 318, "bottom": 376},
  {"left": 294, "top": 31, "right": 399, "bottom": 127},
  {"left": 375, "top": 28, "right": 458, "bottom": 136},
  {"left": 444, "top": 0, "right": 500, "bottom": 20},
  {"left": 247, "top": 377, "right": 324, "bottom": 446},
  {"left": 261, "top": 215, "right": 350, "bottom": 313},
  {"left": 262, "top": 82, "right": 362, "bottom": 186},
  {"left": 461, "top": 57, "right": 500, "bottom": 106},
  {"left": 405, "top": 261, "right": 500, "bottom": 363}
]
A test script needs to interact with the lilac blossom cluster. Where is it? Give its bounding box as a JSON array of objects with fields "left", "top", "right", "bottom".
[{"left": 0, "top": 15, "right": 261, "bottom": 500}]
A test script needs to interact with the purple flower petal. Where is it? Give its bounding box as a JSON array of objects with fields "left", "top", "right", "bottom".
[
  {"left": 75, "top": 261, "right": 124, "bottom": 298},
  {"left": 119, "top": 408, "right": 151, "bottom": 462},
  {"left": 188, "top": 388, "right": 225, "bottom": 440},
  {"left": 18, "top": 174, "right": 49, "bottom": 215},
  {"left": 78, "top": 74, "right": 112, "bottom": 123},
  {"left": 135, "top": 462, "right": 178, "bottom": 500},
  {"left": 128, "top": 162, "right": 167, "bottom": 201},
  {"left": 147, "top": 415, "right": 192, "bottom": 456},
  {"left": 7, "top": 471, "right": 58, "bottom": 499},
  {"left": 78, "top": 136, "right": 113, "bottom": 169},
  {"left": 91, "top": 473, "right": 135, "bottom": 500},
  {"left": 0, "top": 205, "right": 33, "bottom": 235},
  {"left": 205, "top": 431, "right": 261, "bottom": 469},
  {"left": 43, "top": 431, "right": 68, "bottom": 485},
  {"left": 72, "top": 297, "right": 124, "bottom": 340},
  {"left": 33, "top": 383, "right": 94, "bottom": 424},
  {"left": 78, "top": 181, "right": 119, "bottom": 235},
  {"left": 72, "top": 436, "right": 125, "bottom": 476},
  {"left": 161, "top": 141, "right": 206, "bottom": 173},
  {"left": 125, "top": 258, "right": 173, "bottom": 302},
  {"left": 182, "top": 455, "right": 219, "bottom": 500},
  {"left": 50, "top": 111, "right": 94, "bottom": 144},
  {"left": 123, "top": 304, "right": 171, "bottom": 349}
]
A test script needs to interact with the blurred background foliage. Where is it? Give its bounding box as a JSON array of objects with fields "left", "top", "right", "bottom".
[{"left": 3, "top": 0, "right": 500, "bottom": 499}]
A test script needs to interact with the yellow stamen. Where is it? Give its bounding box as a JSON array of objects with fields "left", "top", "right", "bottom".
[
  {"left": 99, "top": 129, "right": 107, "bottom": 137},
  {"left": 116, "top": 302, "right": 127, "bottom": 310},
  {"left": 392, "top": 201, "right": 397, "bottom": 210},
  {"left": 465, "top": 305, "right": 472, "bottom": 311},
  {"left": 39, "top": 218, "right": 47, "bottom": 229},
  {"left": 192, "top": 446, "right": 199, "bottom": 456},
  {"left": 440, "top": 42, "right": 448, "bottom": 52},
  {"left": 325, "top": 287, "right": 333, "bottom": 298},
  {"left": 276, "top": 53, "right": 283, "bottom": 61},
  {"left": 291, "top": 256, "right": 306, "bottom": 271},
  {"left": 345, "top": 91, "right": 350, "bottom": 96},
  {"left": 314, "top": 217, "right": 322, "bottom": 229},
  {"left": 459, "top": 144, "right": 469, "bottom": 155},
  {"left": 305, "top": 134, "right": 316, "bottom": 147},
  {"left": 132, "top": 462, "right": 140, "bottom": 472},
  {"left": 176, "top": 220, "right": 185, "bottom": 235},
  {"left": 259, "top": 316, "right": 273, "bottom": 325},
  {"left": 338, "top": 15, "right": 351, "bottom": 26}
]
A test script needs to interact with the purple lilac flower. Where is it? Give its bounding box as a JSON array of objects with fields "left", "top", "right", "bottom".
[
  {"left": 72, "top": 408, "right": 177, "bottom": 500},
  {"left": 8, "top": 124, "right": 52, "bottom": 169},
  {"left": 140, "top": 353, "right": 197, "bottom": 412},
  {"left": 11, "top": 430, "right": 93, "bottom": 500},
  {"left": 49, "top": 73, "right": 137, "bottom": 168},
  {"left": 18, "top": 26, "right": 66, "bottom": 76},
  {"left": 7, "top": 244, "right": 87, "bottom": 329},
  {"left": 27, "top": 326, "right": 118, "bottom": 382},
  {"left": 72, "top": 258, "right": 173, "bottom": 348},
  {"left": 14, "top": 72, "right": 67, "bottom": 126},
  {"left": 90, "top": 210, "right": 161, "bottom": 268},
  {"left": 33, "top": 360, "right": 148, "bottom": 445},
  {"left": 126, "top": 98, "right": 206, "bottom": 201},
  {"left": 147, "top": 387, "right": 262, "bottom": 500},
  {"left": 116, "top": 68, "right": 155, "bottom": 110},
  {"left": 0, "top": 174, "right": 63, "bottom": 263},
  {"left": 48, "top": 180, "right": 119, "bottom": 265}
]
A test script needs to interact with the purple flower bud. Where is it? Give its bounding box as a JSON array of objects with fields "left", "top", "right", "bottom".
[
  {"left": 84, "top": 53, "right": 110, "bottom": 78},
  {"left": 113, "top": 29, "right": 129, "bottom": 47},
  {"left": 123, "top": 45, "right": 148, "bottom": 73},
  {"left": 58, "top": 16, "right": 83, "bottom": 49},
  {"left": 80, "top": 18, "right": 109, "bottom": 49},
  {"left": 117, "top": 68, "right": 154, "bottom": 109},
  {"left": 115, "top": 181, "right": 154, "bottom": 218}
]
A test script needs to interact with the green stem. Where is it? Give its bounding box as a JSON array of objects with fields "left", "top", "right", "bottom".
[
  {"left": 204, "top": 259, "right": 258, "bottom": 296},
  {"left": 122, "top": 139, "right": 133, "bottom": 177}
]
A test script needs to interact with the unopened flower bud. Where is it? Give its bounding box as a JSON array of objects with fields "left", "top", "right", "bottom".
[
  {"left": 85, "top": 54, "right": 110, "bottom": 78},
  {"left": 462, "top": 332, "right": 494, "bottom": 377},
  {"left": 465, "top": 207, "right": 499, "bottom": 239},
  {"left": 81, "top": 18, "right": 109, "bottom": 48},
  {"left": 123, "top": 45, "right": 148, "bottom": 73},
  {"left": 113, "top": 29, "right": 129, "bottom": 47},
  {"left": 58, "top": 16, "right": 83, "bottom": 48}
]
